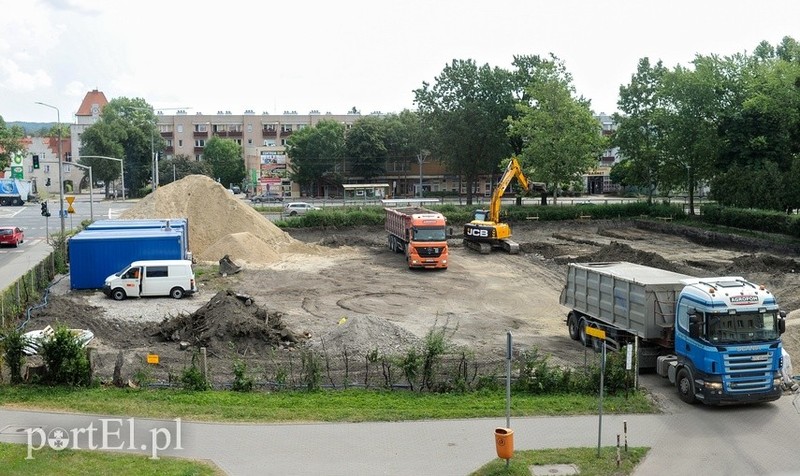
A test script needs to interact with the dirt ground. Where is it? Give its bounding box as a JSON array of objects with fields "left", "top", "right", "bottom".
[{"left": 22, "top": 218, "right": 800, "bottom": 389}]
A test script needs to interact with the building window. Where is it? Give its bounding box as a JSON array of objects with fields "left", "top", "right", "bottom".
[
  {"left": 247, "top": 139, "right": 252, "bottom": 145},
  {"left": 177, "top": 125, "right": 184, "bottom": 133},
  {"left": 247, "top": 124, "right": 253, "bottom": 133},
  {"left": 281, "top": 139, "right": 288, "bottom": 146},
  {"left": 195, "top": 139, "right": 205, "bottom": 147},
  {"left": 165, "top": 139, "right": 173, "bottom": 147},
  {"left": 195, "top": 124, "right": 208, "bottom": 133},
  {"left": 64, "top": 165, "right": 70, "bottom": 173},
  {"left": 44, "top": 165, "right": 50, "bottom": 173},
  {"left": 195, "top": 154, "right": 203, "bottom": 161},
  {"left": 264, "top": 139, "right": 276, "bottom": 147},
  {"left": 281, "top": 124, "right": 293, "bottom": 132}
]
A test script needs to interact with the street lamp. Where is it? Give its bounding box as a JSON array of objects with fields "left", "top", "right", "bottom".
[
  {"left": 80, "top": 156, "right": 124, "bottom": 201},
  {"left": 35, "top": 102, "right": 65, "bottom": 239}
]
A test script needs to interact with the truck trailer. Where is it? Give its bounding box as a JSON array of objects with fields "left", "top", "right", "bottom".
[
  {"left": 384, "top": 206, "right": 448, "bottom": 269},
  {"left": 560, "top": 261, "right": 786, "bottom": 405},
  {"left": 0, "top": 178, "right": 33, "bottom": 206},
  {"left": 68, "top": 229, "right": 185, "bottom": 289}
]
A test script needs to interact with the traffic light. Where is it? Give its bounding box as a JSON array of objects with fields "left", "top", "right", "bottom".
[
  {"left": 46, "top": 177, "right": 51, "bottom": 187},
  {"left": 40, "top": 202, "right": 49, "bottom": 217},
  {"left": 33, "top": 155, "right": 40, "bottom": 169}
]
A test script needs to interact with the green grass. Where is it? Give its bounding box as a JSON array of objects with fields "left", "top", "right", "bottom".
[
  {"left": 0, "top": 442, "right": 222, "bottom": 476},
  {"left": 0, "top": 386, "right": 655, "bottom": 422},
  {"left": 471, "top": 446, "right": 649, "bottom": 476}
]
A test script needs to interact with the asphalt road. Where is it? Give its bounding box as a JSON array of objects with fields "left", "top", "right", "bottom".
[{"left": 2, "top": 388, "right": 800, "bottom": 476}]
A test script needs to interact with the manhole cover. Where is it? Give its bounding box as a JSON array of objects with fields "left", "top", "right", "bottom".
[{"left": 530, "top": 463, "right": 579, "bottom": 475}]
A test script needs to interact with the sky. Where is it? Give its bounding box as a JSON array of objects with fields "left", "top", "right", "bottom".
[{"left": 2, "top": 0, "right": 800, "bottom": 123}]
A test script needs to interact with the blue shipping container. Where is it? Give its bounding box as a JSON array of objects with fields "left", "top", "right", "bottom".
[
  {"left": 68, "top": 229, "right": 185, "bottom": 289},
  {"left": 86, "top": 218, "right": 190, "bottom": 258}
]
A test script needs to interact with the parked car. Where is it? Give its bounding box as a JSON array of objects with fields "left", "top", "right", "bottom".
[
  {"left": 251, "top": 192, "right": 283, "bottom": 204},
  {"left": 231, "top": 185, "right": 242, "bottom": 194},
  {"left": 283, "top": 202, "right": 321, "bottom": 216},
  {"left": 0, "top": 226, "right": 24, "bottom": 247}
]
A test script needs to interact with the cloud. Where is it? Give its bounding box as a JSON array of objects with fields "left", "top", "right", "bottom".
[{"left": 0, "top": 58, "right": 52, "bottom": 91}]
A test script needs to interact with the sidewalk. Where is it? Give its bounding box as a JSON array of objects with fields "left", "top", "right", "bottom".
[{"left": 0, "top": 240, "right": 53, "bottom": 295}]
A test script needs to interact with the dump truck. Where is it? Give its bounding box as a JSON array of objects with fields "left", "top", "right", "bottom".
[
  {"left": 0, "top": 178, "right": 33, "bottom": 206},
  {"left": 384, "top": 206, "right": 448, "bottom": 269},
  {"left": 560, "top": 261, "right": 786, "bottom": 405}
]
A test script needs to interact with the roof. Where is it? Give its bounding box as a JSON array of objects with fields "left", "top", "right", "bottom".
[{"left": 75, "top": 89, "right": 109, "bottom": 117}]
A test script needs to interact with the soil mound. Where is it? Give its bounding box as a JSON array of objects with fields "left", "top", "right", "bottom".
[
  {"left": 155, "top": 290, "right": 306, "bottom": 354},
  {"left": 309, "top": 315, "right": 421, "bottom": 357},
  {"left": 570, "top": 241, "right": 682, "bottom": 272},
  {"left": 724, "top": 254, "right": 800, "bottom": 274},
  {"left": 197, "top": 232, "right": 282, "bottom": 263},
  {"left": 120, "top": 175, "right": 300, "bottom": 263}
]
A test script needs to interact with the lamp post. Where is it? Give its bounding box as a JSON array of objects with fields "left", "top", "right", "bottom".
[
  {"left": 35, "top": 102, "right": 65, "bottom": 239},
  {"left": 69, "top": 162, "right": 94, "bottom": 221},
  {"left": 80, "top": 156, "right": 124, "bottom": 201}
]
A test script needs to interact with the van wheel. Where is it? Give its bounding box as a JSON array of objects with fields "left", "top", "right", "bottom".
[
  {"left": 170, "top": 287, "right": 185, "bottom": 299},
  {"left": 111, "top": 288, "right": 126, "bottom": 301}
]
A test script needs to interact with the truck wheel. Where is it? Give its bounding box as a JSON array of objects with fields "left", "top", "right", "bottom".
[
  {"left": 170, "top": 287, "right": 185, "bottom": 299},
  {"left": 111, "top": 288, "right": 126, "bottom": 301},
  {"left": 677, "top": 367, "right": 697, "bottom": 404},
  {"left": 578, "top": 318, "right": 592, "bottom": 347},
  {"left": 567, "top": 313, "right": 580, "bottom": 341}
]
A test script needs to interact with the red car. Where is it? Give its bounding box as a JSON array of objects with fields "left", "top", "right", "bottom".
[{"left": 0, "top": 226, "right": 24, "bottom": 247}]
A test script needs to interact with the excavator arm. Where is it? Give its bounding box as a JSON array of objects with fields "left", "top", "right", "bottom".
[{"left": 488, "top": 157, "right": 530, "bottom": 223}]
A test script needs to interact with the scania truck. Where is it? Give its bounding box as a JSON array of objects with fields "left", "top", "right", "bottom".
[
  {"left": 384, "top": 206, "right": 448, "bottom": 269},
  {"left": 560, "top": 261, "right": 786, "bottom": 405}
]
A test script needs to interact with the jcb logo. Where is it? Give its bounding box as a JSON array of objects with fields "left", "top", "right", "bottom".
[{"left": 466, "top": 228, "right": 489, "bottom": 237}]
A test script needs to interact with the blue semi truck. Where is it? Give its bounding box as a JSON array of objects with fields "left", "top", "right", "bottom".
[{"left": 560, "top": 261, "right": 786, "bottom": 405}]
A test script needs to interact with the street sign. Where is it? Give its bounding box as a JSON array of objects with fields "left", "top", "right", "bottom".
[{"left": 66, "top": 196, "right": 76, "bottom": 214}]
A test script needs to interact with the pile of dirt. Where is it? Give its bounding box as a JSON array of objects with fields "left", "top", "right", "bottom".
[
  {"left": 154, "top": 290, "right": 307, "bottom": 355},
  {"left": 568, "top": 241, "right": 683, "bottom": 273},
  {"left": 120, "top": 175, "right": 309, "bottom": 264},
  {"left": 308, "top": 315, "right": 421, "bottom": 357},
  {"left": 724, "top": 254, "right": 800, "bottom": 274}
]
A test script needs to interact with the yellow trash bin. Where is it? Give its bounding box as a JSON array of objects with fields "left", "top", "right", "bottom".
[{"left": 494, "top": 427, "right": 514, "bottom": 459}]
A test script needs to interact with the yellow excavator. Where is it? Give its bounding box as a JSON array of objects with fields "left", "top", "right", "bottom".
[{"left": 463, "top": 157, "right": 542, "bottom": 254}]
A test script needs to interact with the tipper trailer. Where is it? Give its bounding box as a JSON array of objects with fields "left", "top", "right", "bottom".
[
  {"left": 560, "top": 261, "right": 786, "bottom": 405},
  {"left": 384, "top": 206, "right": 448, "bottom": 269}
]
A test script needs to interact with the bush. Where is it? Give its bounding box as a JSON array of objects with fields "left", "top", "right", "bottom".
[
  {"left": 181, "top": 352, "right": 211, "bottom": 391},
  {"left": 231, "top": 358, "right": 253, "bottom": 392},
  {"left": 39, "top": 326, "right": 91, "bottom": 386},
  {"left": 2, "top": 328, "right": 29, "bottom": 384}
]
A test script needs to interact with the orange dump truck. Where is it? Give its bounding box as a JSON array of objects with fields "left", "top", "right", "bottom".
[{"left": 384, "top": 206, "right": 449, "bottom": 269}]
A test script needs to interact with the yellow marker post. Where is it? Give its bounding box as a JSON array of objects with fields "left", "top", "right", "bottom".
[
  {"left": 585, "top": 324, "right": 607, "bottom": 456},
  {"left": 147, "top": 354, "right": 160, "bottom": 364}
]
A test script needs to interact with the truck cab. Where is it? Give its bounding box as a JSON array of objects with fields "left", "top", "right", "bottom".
[{"left": 664, "top": 277, "right": 785, "bottom": 405}]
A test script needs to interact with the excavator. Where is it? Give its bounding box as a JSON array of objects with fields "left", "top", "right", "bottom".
[{"left": 463, "top": 157, "right": 543, "bottom": 254}]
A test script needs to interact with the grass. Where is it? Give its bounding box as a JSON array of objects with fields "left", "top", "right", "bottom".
[
  {"left": 0, "top": 386, "right": 656, "bottom": 422},
  {"left": 471, "top": 446, "right": 649, "bottom": 476},
  {"left": 0, "top": 442, "right": 222, "bottom": 476}
]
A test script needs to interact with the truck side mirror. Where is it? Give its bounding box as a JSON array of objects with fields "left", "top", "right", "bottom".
[{"left": 779, "top": 317, "right": 786, "bottom": 335}]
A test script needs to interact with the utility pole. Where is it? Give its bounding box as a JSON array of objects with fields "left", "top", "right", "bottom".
[{"left": 35, "top": 102, "right": 65, "bottom": 243}]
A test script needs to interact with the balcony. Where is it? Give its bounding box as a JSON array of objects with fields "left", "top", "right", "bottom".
[
  {"left": 280, "top": 130, "right": 293, "bottom": 137},
  {"left": 214, "top": 130, "right": 243, "bottom": 138},
  {"left": 262, "top": 128, "right": 277, "bottom": 136},
  {"left": 193, "top": 146, "right": 205, "bottom": 153},
  {"left": 165, "top": 146, "right": 174, "bottom": 154},
  {"left": 194, "top": 131, "right": 209, "bottom": 138},
  {"left": 160, "top": 131, "right": 173, "bottom": 138}
]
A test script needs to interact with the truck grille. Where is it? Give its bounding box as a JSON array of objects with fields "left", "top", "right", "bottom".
[
  {"left": 722, "top": 351, "right": 774, "bottom": 393},
  {"left": 415, "top": 246, "right": 443, "bottom": 257}
]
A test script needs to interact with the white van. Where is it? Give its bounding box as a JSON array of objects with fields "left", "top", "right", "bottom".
[{"left": 103, "top": 260, "right": 197, "bottom": 301}]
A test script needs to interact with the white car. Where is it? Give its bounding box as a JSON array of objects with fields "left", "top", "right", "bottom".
[{"left": 283, "top": 202, "right": 320, "bottom": 216}]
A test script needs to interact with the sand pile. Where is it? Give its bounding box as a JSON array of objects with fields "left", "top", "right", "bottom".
[{"left": 121, "top": 175, "right": 317, "bottom": 264}]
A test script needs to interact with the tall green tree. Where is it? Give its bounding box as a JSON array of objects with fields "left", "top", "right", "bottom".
[
  {"left": 345, "top": 116, "right": 387, "bottom": 181},
  {"left": 613, "top": 58, "right": 669, "bottom": 203},
  {"left": 414, "top": 59, "right": 516, "bottom": 204},
  {"left": 509, "top": 56, "right": 605, "bottom": 205},
  {"left": 203, "top": 137, "right": 245, "bottom": 189},
  {"left": 0, "top": 116, "right": 25, "bottom": 171},
  {"left": 286, "top": 120, "right": 345, "bottom": 196},
  {"left": 79, "top": 97, "right": 162, "bottom": 196},
  {"left": 78, "top": 121, "right": 127, "bottom": 194}
]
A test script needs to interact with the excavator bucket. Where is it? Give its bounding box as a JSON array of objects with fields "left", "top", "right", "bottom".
[{"left": 218, "top": 254, "right": 242, "bottom": 275}]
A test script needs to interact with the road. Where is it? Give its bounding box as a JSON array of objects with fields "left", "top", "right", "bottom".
[{"left": 2, "top": 386, "right": 800, "bottom": 476}]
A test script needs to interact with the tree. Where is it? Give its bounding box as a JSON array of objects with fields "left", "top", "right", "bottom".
[
  {"left": 286, "top": 120, "right": 345, "bottom": 196},
  {"left": 508, "top": 56, "right": 605, "bottom": 205},
  {"left": 0, "top": 116, "right": 25, "bottom": 172},
  {"left": 158, "top": 154, "right": 213, "bottom": 185},
  {"left": 613, "top": 58, "right": 669, "bottom": 203},
  {"left": 79, "top": 97, "right": 163, "bottom": 196},
  {"left": 345, "top": 116, "right": 387, "bottom": 181},
  {"left": 414, "top": 59, "right": 517, "bottom": 204},
  {"left": 203, "top": 137, "right": 245, "bottom": 188},
  {"left": 78, "top": 121, "right": 127, "bottom": 194}
]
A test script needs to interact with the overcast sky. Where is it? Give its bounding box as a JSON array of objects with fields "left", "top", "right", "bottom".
[{"left": 3, "top": 0, "right": 799, "bottom": 123}]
